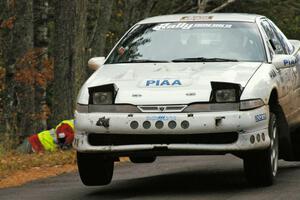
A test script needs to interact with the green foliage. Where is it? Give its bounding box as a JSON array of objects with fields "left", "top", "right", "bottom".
[
  {"left": 226, "top": 0, "right": 300, "bottom": 40},
  {"left": 0, "top": 143, "right": 4, "bottom": 157}
]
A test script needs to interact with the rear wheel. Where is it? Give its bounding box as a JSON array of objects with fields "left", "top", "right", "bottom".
[
  {"left": 130, "top": 156, "right": 156, "bottom": 163},
  {"left": 243, "top": 112, "right": 279, "bottom": 186},
  {"left": 77, "top": 152, "right": 114, "bottom": 186}
]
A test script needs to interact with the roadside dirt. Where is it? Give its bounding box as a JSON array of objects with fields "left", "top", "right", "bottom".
[
  {"left": 0, "top": 164, "right": 77, "bottom": 188},
  {"left": 0, "top": 157, "right": 129, "bottom": 189}
]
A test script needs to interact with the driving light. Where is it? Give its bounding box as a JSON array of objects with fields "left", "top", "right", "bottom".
[
  {"left": 88, "top": 84, "right": 117, "bottom": 105},
  {"left": 215, "top": 89, "right": 236, "bottom": 103},
  {"left": 210, "top": 82, "right": 241, "bottom": 103},
  {"left": 93, "top": 92, "right": 113, "bottom": 104},
  {"left": 240, "top": 99, "right": 264, "bottom": 110}
]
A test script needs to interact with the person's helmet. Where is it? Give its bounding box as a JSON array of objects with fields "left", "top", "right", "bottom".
[{"left": 55, "top": 123, "right": 74, "bottom": 148}]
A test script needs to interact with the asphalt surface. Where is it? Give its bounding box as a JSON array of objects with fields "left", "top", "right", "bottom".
[{"left": 1, "top": 155, "right": 300, "bottom": 200}]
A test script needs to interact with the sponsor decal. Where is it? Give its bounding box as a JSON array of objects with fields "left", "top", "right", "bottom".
[
  {"left": 132, "top": 94, "right": 142, "bottom": 97},
  {"left": 269, "top": 70, "right": 277, "bottom": 79},
  {"left": 283, "top": 58, "right": 296, "bottom": 66},
  {"left": 152, "top": 22, "right": 232, "bottom": 31},
  {"left": 180, "top": 16, "right": 213, "bottom": 21},
  {"left": 146, "top": 79, "right": 182, "bottom": 87},
  {"left": 255, "top": 113, "right": 267, "bottom": 122},
  {"left": 146, "top": 115, "right": 176, "bottom": 121}
]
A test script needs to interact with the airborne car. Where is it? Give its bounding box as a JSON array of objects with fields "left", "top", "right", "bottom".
[{"left": 74, "top": 13, "right": 300, "bottom": 186}]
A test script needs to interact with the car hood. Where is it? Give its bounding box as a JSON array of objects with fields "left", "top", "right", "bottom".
[{"left": 77, "top": 62, "right": 262, "bottom": 105}]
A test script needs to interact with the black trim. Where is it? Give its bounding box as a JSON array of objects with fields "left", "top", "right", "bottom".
[
  {"left": 79, "top": 102, "right": 241, "bottom": 113},
  {"left": 184, "top": 102, "right": 239, "bottom": 112},
  {"left": 88, "top": 132, "right": 239, "bottom": 146},
  {"left": 89, "top": 104, "right": 141, "bottom": 113},
  {"left": 76, "top": 104, "right": 89, "bottom": 113}
]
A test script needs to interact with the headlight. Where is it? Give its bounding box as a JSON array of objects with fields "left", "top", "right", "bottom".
[
  {"left": 88, "top": 84, "right": 117, "bottom": 104},
  {"left": 210, "top": 82, "right": 241, "bottom": 103},
  {"left": 93, "top": 92, "right": 113, "bottom": 104},
  {"left": 215, "top": 89, "right": 236, "bottom": 103},
  {"left": 240, "top": 99, "right": 264, "bottom": 110}
]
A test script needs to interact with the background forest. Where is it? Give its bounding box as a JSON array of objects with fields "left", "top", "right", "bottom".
[{"left": 0, "top": 0, "right": 299, "bottom": 149}]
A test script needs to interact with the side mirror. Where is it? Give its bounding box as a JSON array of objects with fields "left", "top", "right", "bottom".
[
  {"left": 88, "top": 57, "right": 106, "bottom": 71},
  {"left": 272, "top": 54, "right": 297, "bottom": 69}
]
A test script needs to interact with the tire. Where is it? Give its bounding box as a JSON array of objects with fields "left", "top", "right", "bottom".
[
  {"left": 290, "top": 129, "right": 300, "bottom": 161},
  {"left": 77, "top": 152, "right": 114, "bottom": 186},
  {"left": 130, "top": 156, "right": 156, "bottom": 163},
  {"left": 243, "top": 112, "right": 279, "bottom": 186}
]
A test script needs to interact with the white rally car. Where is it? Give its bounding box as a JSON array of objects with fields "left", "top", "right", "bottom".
[{"left": 74, "top": 13, "right": 300, "bottom": 186}]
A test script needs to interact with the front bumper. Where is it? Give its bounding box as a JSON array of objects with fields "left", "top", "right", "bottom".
[{"left": 74, "top": 106, "right": 270, "bottom": 154}]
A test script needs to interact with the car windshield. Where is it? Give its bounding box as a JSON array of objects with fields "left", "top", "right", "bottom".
[{"left": 105, "top": 22, "right": 266, "bottom": 64}]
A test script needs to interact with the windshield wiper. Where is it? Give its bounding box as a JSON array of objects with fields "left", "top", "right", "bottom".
[
  {"left": 172, "top": 57, "right": 239, "bottom": 62},
  {"left": 121, "top": 59, "right": 170, "bottom": 63}
]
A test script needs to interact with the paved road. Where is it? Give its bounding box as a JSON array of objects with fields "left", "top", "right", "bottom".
[{"left": 1, "top": 155, "right": 300, "bottom": 200}]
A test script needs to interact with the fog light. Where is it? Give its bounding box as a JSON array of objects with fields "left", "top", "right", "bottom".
[
  {"left": 130, "top": 121, "right": 139, "bottom": 129},
  {"left": 155, "top": 121, "right": 164, "bottom": 129},
  {"left": 256, "top": 134, "right": 261, "bottom": 142},
  {"left": 262, "top": 133, "right": 265, "bottom": 141},
  {"left": 250, "top": 135, "right": 255, "bottom": 144},
  {"left": 181, "top": 121, "right": 189, "bottom": 129},
  {"left": 143, "top": 121, "right": 151, "bottom": 129},
  {"left": 168, "top": 121, "right": 177, "bottom": 129}
]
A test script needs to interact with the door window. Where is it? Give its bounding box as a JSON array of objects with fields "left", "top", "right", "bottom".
[
  {"left": 261, "top": 20, "right": 286, "bottom": 54},
  {"left": 268, "top": 20, "right": 294, "bottom": 54}
]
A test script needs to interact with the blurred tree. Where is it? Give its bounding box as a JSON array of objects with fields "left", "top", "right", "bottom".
[
  {"left": 226, "top": 0, "right": 300, "bottom": 40},
  {"left": 51, "top": 0, "right": 87, "bottom": 125},
  {"left": 87, "top": 0, "right": 114, "bottom": 58},
  {"left": 33, "top": 0, "right": 50, "bottom": 131},
  {"left": 0, "top": 0, "right": 36, "bottom": 142}
]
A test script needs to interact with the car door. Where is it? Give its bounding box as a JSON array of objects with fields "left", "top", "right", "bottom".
[
  {"left": 268, "top": 20, "right": 300, "bottom": 129},
  {"left": 292, "top": 49, "right": 300, "bottom": 128},
  {"left": 260, "top": 19, "right": 296, "bottom": 125}
]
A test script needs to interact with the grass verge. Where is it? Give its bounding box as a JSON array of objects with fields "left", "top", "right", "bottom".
[
  {"left": 0, "top": 150, "right": 77, "bottom": 188},
  {"left": 0, "top": 149, "right": 129, "bottom": 188}
]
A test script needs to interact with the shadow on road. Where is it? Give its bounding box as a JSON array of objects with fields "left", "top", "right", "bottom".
[
  {"left": 84, "top": 161, "right": 300, "bottom": 199},
  {"left": 87, "top": 167, "right": 249, "bottom": 199}
]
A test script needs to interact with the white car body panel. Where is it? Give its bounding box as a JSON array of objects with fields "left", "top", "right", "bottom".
[
  {"left": 74, "top": 13, "right": 300, "bottom": 156},
  {"left": 77, "top": 62, "right": 262, "bottom": 105}
]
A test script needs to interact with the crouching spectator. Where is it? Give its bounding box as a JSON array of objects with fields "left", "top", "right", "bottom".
[{"left": 17, "top": 119, "right": 74, "bottom": 153}]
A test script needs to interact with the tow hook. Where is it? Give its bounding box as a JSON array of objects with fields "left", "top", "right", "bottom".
[
  {"left": 96, "top": 117, "right": 110, "bottom": 128},
  {"left": 215, "top": 116, "right": 225, "bottom": 126}
]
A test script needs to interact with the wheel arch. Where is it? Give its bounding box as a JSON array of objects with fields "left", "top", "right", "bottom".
[
  {"left": 268, "top": 88, "right": 294, "bottom": 160},
  {"left": 268, "top": 88, "right": 279, "bottom": 111}
]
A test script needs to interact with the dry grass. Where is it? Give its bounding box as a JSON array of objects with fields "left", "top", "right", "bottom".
[
  {"left": 0, "top": 164, "right": 77, "bottom": 188},
  {"left": 0, "top": 144, "right": 128, "bottom": 188},
  {"left": 0, "top": 149, "right": 76, "bottom": 180}
]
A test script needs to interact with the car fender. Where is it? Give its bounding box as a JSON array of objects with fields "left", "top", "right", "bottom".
[{"left": 240, "top": 63, "right": 280, "bottom": 105}]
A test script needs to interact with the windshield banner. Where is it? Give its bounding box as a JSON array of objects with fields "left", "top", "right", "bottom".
[{"left": 153, "top": 23, "right": 233, "bottom": 31}]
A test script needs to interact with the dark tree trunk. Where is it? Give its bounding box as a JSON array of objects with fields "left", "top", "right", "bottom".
[
  {"left": 0, "top": 0, "right": 35, "bottom": 140},
  {"left": 122, "top": 0, "right": 157, "bottom": 30},
  {"left": 51, "top": 0, "right": 87, "bottom": 125},
  {"left": 33, "top": 0, "right": 49, "bottom": 131},
  {"left": 87, "top": 0, "right": 114, "bottom": 58}
]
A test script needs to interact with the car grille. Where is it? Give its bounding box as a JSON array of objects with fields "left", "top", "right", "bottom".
[
  {"left": 88, "top": 132, "right": 238, "bottom": 146},
  {"left": 137, "top": 105, "right": 187, "bottom": 112}
]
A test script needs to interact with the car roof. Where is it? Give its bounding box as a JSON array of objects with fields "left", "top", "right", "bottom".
[{"left": 137, "top": 13, "right": 264, "bottom": 24}]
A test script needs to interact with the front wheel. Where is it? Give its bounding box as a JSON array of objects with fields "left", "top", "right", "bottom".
[
  {"left": 77, "top": 152, "right": 114, "bottom": 186},
  {"left": 243, "top": 112, "right": 279, "bottom": 186}
]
